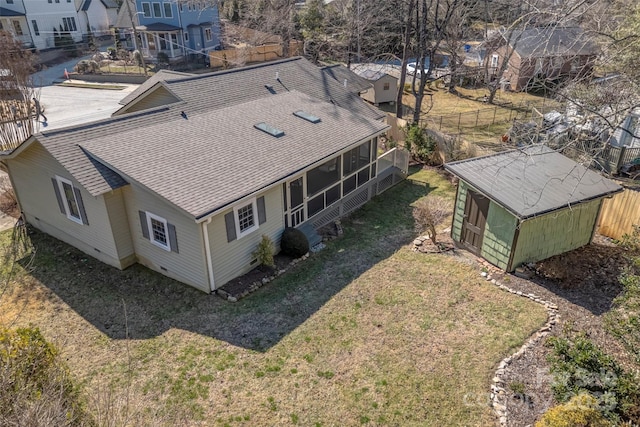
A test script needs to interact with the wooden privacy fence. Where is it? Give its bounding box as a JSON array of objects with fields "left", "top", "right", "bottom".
[
  {"left": 209, "top": 41, "right": 303, "bottom": 68},
  {"left": 598, "top": 189, "right": 640, "bottom": 240}
]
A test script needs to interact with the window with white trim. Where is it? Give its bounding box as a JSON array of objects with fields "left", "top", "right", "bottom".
[
  {"left": 152, "top": 2, "right": 162, "bottom": 17},
  {"left": 147, "top": 212, "right": 170, "bottom": 250},
  {"left": 224, "top": 196, "right": 266, "bottom": 242},
  {"left": 163, "top": 2, "right": 172, "bottom": 18},
  {"left": 204, "top": 27, "right": 212, "bottom": 42},
  {"left": 52, "top": 176, "right": 88, "bottom": 225},
  {"left": 32, "top": 20, "right": 39, "bottom": 36},
  {"left": 235, "top": 199, "right": 257, "bottom": 238},
  {"left": 138, "top": 210, "right": 179, "bottom": 253},
  {"left": 142, "top": 2, "right": 151, "bottom": 17}
]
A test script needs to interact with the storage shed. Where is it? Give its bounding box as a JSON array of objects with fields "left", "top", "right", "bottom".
[
  {"left": 444, "top": 145, "right": 623, "bottom": 271},
  {"left": 351, "top": 66, "right": 398, "bottom": 106}
]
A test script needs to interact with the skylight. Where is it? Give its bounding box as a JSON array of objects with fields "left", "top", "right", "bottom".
[
  {"left": 293, "top": 110, "right": 321, "bottom": 124},
  {"left": 254, "top": 122, "right": 285, "bottom": 137}
]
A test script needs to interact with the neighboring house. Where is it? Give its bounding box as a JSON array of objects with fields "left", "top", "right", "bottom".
[
  {"left": 320, "top": 64, "right": 372, "bottom": 95},
  {"left": 116, "top": 0, "right": 220, "bottom": 62},
  {"left": 2, "top": 57, "right": 408, "bottom": 294},
  {"left": 0, "top": 3, "right": 32, "bottom": 48},
  {"left": 7, "top": 0, "right": 84, "bottom": 50},
  {"left": 76, "top": 0, "right": 118, "bottom": 39},
  {"left": 445, "top": 145, "right": 622, "bottom": 271},
  {"left": 351, "top": 65, "right": 398, "bottom": 106},
  {"left": 485, "top": 26, "right": 599, "bottom": 91}
]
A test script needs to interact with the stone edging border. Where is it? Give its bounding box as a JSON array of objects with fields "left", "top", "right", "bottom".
[{"left": 480, "top": 271, "right": 559, "bottom": 426}]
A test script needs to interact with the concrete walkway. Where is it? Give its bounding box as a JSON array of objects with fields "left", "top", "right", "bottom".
[{"left": 31, "top": 55, "right": 93, "bottom": 87}]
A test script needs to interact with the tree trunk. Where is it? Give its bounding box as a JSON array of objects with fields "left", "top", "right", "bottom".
[{"left": 396, "top": 0, "right": 415, "bottom": 119}]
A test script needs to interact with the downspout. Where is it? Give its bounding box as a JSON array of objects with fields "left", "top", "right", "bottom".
[{"left": 201, "top": 217, "right": 215, "bottom": 292}]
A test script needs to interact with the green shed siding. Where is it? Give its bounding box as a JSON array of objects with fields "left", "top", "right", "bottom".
[
  {"left": 207, "top": 185, "right": 285, "bottom": 289},
  {"left": 451, "top": 180, "right": 469, "bottom": 242},
  {"left": 510, "top": 198, "right": 602, "bottom": 270},
  {"left": 479, "top": 201, "right": 518, "bottom": 270}
]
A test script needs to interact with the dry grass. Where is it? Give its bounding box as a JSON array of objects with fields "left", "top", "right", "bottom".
[
  {"left": 0, "top": 169, "right": 547, "bottom": 426},
  {"left": 402, "top": 86, "right": 562, "bottom": 149}
]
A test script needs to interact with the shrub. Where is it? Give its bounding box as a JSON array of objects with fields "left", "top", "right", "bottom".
[
  {"left": 280, "top": 227, "right": 309, "bottom": 258},
  {"left": 536, "top": 393, "right": 611, "bottom": 427},
  {"left": 403, "top": 124, "right": 436, "bottom": 163},
  {"left": 156, "top": 52, "right": 170, "bottom": 67},
  {"left": 547, "top": 333, "right": 640, "bottom": 423},
  {"left": 0, "top": 327, "right": 88, "bottom": 425},
  {"left": 252, "top": 235, "right": 275, "bottom": 269},
  {"left": 412, "top": 196, "right": 452, "bottom": 244}
]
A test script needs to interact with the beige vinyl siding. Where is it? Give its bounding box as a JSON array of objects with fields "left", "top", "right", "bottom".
[
  {"left": 122, "top": 184, "right": 209, "bottom": 292},
  {"left": 104, "top": 188, "right": 135, "bottom": 266},
  {"left": 510, "top": 198, "right": 602, "bottom": 270},
  {"left": 207, "top": 186, "right": 285, "bottom": 288},
  {"left": 115, "top": 86, "right": 180, "bottom": 115},
  {"left": 6, "top": 142, "right": 124, "bottom": 268}
]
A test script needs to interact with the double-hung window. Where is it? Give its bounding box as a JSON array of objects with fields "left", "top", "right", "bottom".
[
  {"left": 204, "top": 28, "right": 212, "bottom": 42},
  {"left": 52, "top": 176, "right": 88, "bottom": 225},
  {"left": 163, "top": 2, "right": 172, "bottom": 18},
  {"left": 224, "top": 196, "right": 266, "bottom": 242},
  {"left": 142, "top": 2, "right": 152, "bottom": 17},
  {"left": 138, "top": 211, "right": 179, "bottom": 253},
  {"left": 152, "top": 2, "right": 162, "bottom": 18}
]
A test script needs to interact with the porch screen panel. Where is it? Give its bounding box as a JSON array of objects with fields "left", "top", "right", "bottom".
[
  {"left": 308, "top": 194, "right": 324, "bottom": 218},
  {"left": 307, "top": 157, "right": 340, "bottom": 196}
]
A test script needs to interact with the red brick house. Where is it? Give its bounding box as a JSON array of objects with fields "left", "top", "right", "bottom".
[{"left": 486, "top": 26, "right": 599, "bottom": 91}]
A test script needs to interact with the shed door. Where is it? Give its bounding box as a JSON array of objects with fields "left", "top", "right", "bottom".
[{"left": 461, "top": 190, "right": 489, "bottom": 255}]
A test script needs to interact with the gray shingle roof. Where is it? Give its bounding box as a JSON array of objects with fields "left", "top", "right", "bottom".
[
  {"left": 34, "top": 108, "right": 169, "bottom": 196},
  {"left": 42, "top": 92, "right": 388, "bottom": 219},
  {"left": 123, "top": 57, "right": 384, "bottom": 121},
  {"left": 505, "top": 26, "right": 599, "bottom": 59},
  {"left": 119, "top": 70, "right": 195, "bottom": 105},
  {"left": 445, "top": 145, "right": 622, "bottom": 219},
  {"left": 320, "top": 64, "right": 372, "bottom": 94}
]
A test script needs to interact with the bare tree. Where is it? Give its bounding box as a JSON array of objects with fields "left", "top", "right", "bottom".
[{"left": 0, "top": 31, "right": 39, "bottom": 151}]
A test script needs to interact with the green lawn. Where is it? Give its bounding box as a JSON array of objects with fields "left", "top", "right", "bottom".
[{"left": 0, "top": 169, "right": 547, "bottom": 426}]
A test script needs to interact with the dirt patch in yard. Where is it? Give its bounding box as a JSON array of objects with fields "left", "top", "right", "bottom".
[{"left": 486, "top": 235, "right": 638, "bottom": 426}]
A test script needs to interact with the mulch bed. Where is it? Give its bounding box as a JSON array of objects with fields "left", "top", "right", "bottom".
[
  {"left": 216, "top": 253, "right": 296, "bottom": 301},
  {"left": 490, "top": 235, "right": 636, "bottom": 426}
]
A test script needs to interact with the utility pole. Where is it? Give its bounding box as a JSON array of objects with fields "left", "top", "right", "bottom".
[{"left": 124, "top": 0, "right": 148, "bottom": 77}]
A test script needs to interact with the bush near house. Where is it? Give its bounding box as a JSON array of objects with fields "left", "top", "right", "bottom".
[
  {"left": 280, "top": 227, "right": 309, "bottom": 258},
  {"left": 0, "top": 327, "right": 88, "bottom": 426}
]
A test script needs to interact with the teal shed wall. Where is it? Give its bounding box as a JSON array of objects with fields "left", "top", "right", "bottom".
[
  {"left": 451, "top": 180, "right": 468, "bottom": 242},
  {"left": 479, "top": 202, "right": 518, "bottom": 270},
  {"left": 451, "top": 179, "right": 603, "bottom": 272},
  {"left": 509, "top": 198, "right": 602, "bottom": 270}
]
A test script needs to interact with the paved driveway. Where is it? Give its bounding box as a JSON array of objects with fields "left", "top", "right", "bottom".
[{"left": 31, "top": 56, "right": 140, "bottom": 131}]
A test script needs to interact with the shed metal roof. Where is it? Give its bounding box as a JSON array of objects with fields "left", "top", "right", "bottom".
[{"left": 445, "top": 145, "right": 622, "bottom": 219}]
